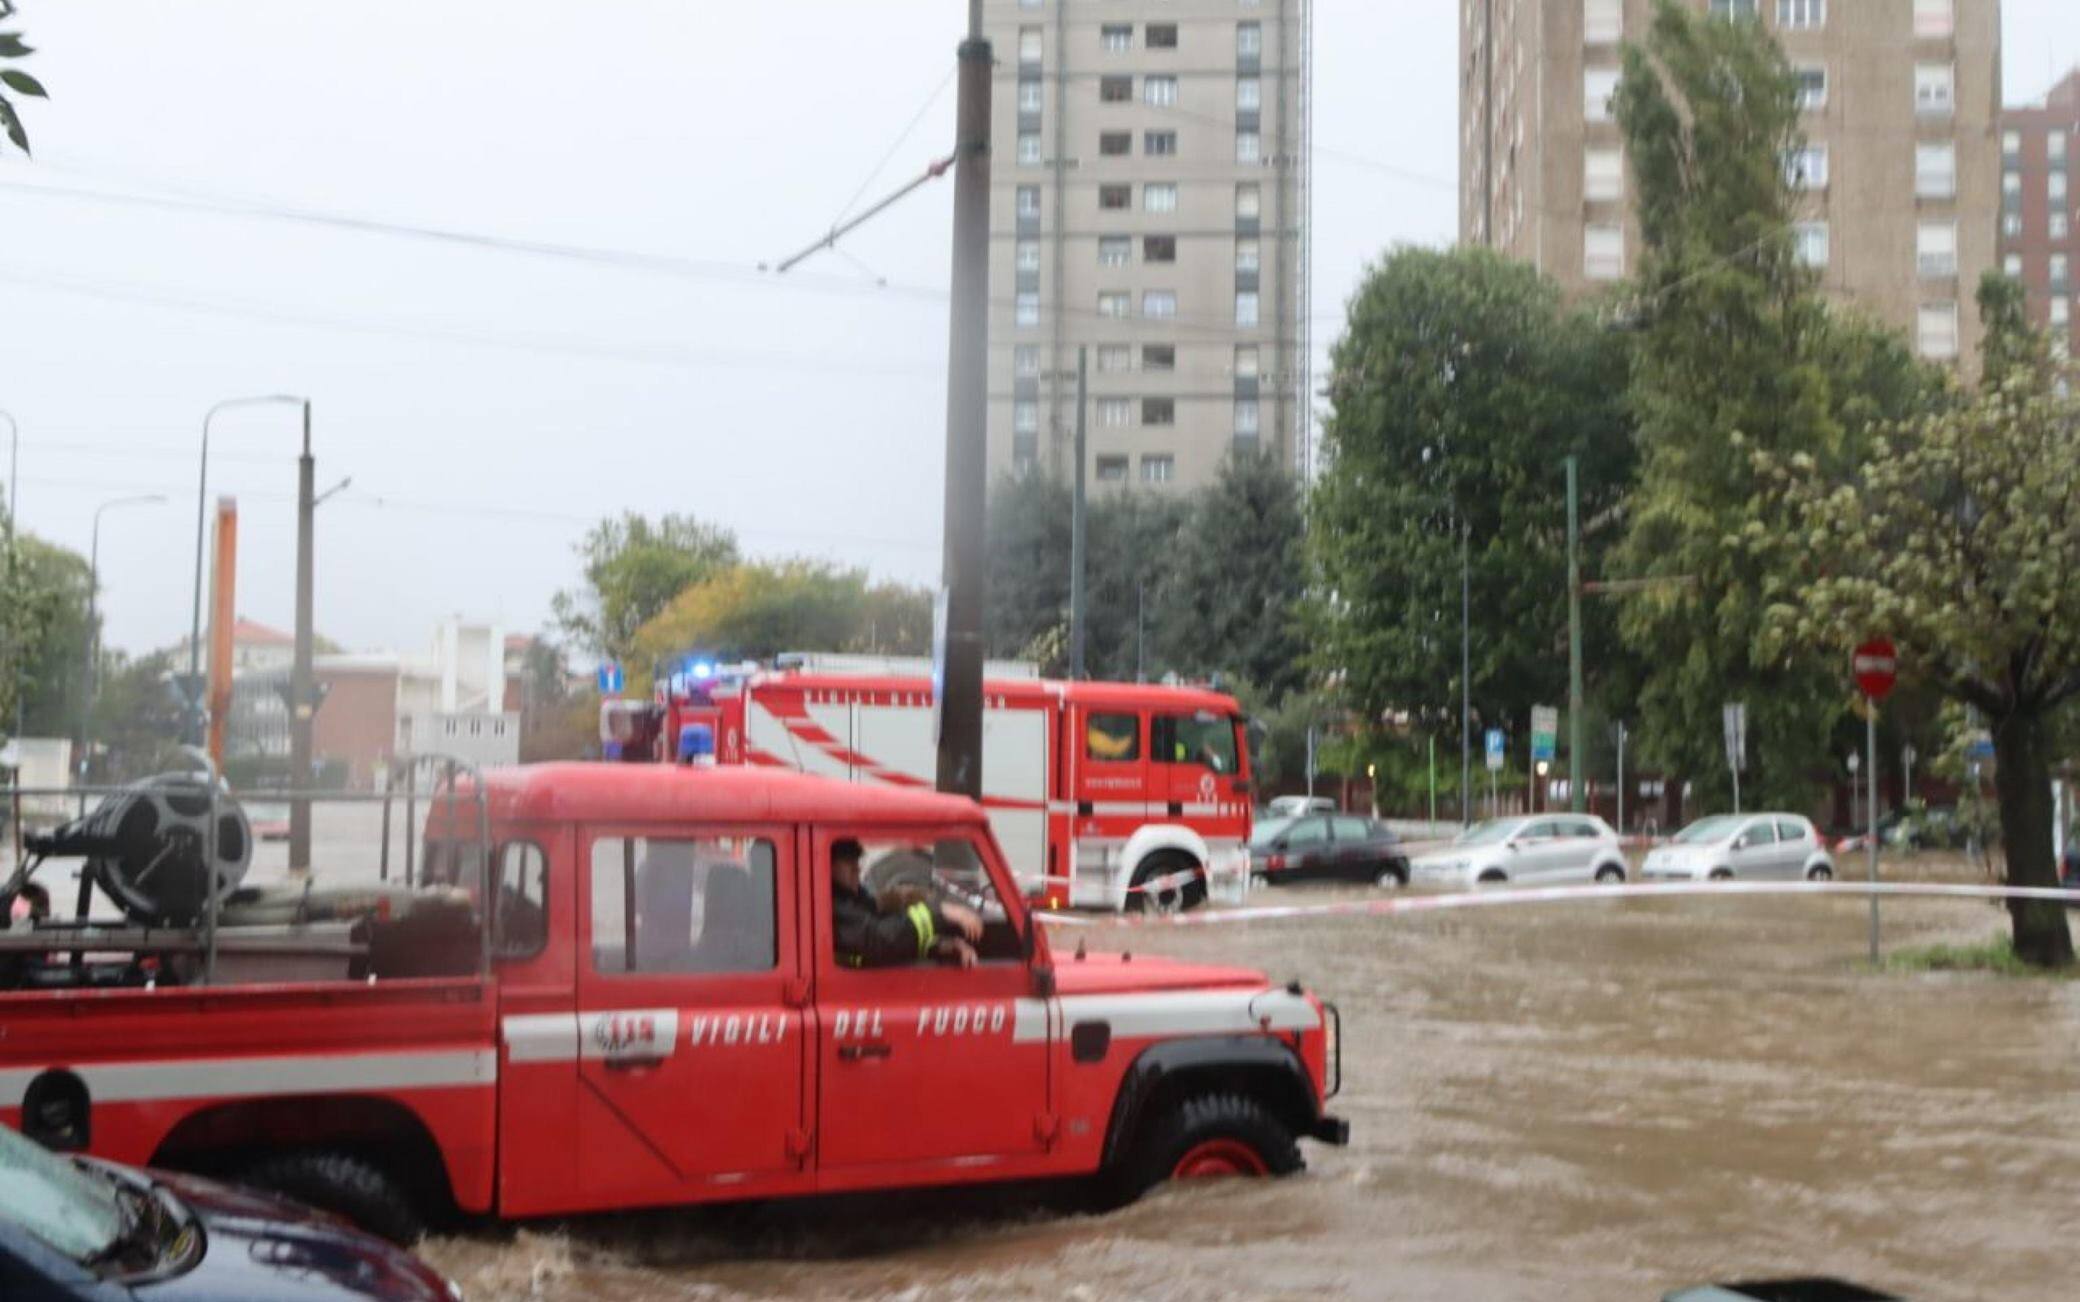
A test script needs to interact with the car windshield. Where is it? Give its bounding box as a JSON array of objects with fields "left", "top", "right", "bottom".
[
  {"left": 1250, "top": 817, "right": 1298, "bottom": 848},
  {"left": 1674, "top": 815, "right": 1747, "bottom": 844},
  {"left": 1455, "top": 819, "right": 1519, "bottom": 846},
  {"left": 0, "top": 1125, "right": 126, "bottom": 1263}
]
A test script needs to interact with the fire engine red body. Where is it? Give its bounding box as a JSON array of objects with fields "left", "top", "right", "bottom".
[
  {"left": 1, "top": 764, "right": 1344, "bottom": 1230},
  {"left": 612, "top": 660, "right": 1256, "bottom": 911}
]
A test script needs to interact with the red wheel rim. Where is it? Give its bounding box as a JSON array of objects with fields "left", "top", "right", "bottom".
[{"left": 1171, "top": 1139, "right": 1268, "bottom": 1179}]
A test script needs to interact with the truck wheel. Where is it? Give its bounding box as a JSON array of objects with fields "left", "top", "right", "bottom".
[
  {"left": 1129, "top": 851, "right": 1206, "bottom": 914},
  {"left": 1117, "top": 1092, "right": 1301, "bottom": 1200},
  {"left": 235, "top": 1150, "right": 424, "bottom": 1245}
]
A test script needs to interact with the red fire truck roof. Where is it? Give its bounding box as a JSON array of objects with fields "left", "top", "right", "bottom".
[
  {"left": 482, "top": 761, "right": 990, "bottom": 828},
  {"left": 750, "top": 671, "right": 1242, "bottom": 718}
]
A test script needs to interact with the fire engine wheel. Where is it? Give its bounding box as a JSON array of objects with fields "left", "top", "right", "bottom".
[
  {"left": 235, "top": 1150, "right": 424, "bottom": 1245},
  {"left": 1128, "top": 851, "right": 1207, "bottom": 914},
  {"left": 1119, "top": 1091, "right": 1300, "bottom": 1199}
]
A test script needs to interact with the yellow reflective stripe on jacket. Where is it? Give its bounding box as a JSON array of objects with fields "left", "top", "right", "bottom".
[{"left": 906, "top": 902, "right": 936, "bottom": 959}]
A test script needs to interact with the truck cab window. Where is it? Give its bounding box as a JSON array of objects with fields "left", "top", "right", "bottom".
[
  {"left": 492, "top": 842, "right": 547, "bottom": 961},
  {"left": 590, "top": 836, "right": 777, "bottom": 975},
  {"left": 1086, "top": 712, "right": 1141, "bottom": 762},
  {"left": 1153, "top": 711, "right": 1238, "bottom": 773},
  {"left": 855, "top": 836, "right": 1022, "bottom": 964}
]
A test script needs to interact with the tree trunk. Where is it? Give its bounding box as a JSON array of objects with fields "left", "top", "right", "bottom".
[{"left": 1992, "top": 708, "right": 2073, "bottom": 968}]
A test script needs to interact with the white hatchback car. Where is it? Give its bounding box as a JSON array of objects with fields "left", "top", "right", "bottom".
[
  {"left": 1641, "top": 813, "right": 1836, "bottom": 882},
  {"left": 1409, "top": 814, "right": 1629, "bottom": 888}
]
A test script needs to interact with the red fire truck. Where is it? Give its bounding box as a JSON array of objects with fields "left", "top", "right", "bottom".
[
  {"left": 0, "top": 761, "right": 1345, "bottom": 1242},
  {"left": 603, "top": 655, "right": 1256, "bottom": 912}
]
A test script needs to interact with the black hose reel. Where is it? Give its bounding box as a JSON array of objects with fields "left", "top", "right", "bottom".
[{"left": 26, "top": 775, "right": 253, "bottom": 926}]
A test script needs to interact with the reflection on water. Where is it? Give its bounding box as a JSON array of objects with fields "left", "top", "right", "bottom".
[{"left": 424, "top": 854, "right": 2080, "bottom": 1299}]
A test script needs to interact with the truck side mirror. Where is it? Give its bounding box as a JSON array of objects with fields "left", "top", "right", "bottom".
[{"left": 1030, "top": 963, "right": 1056, "bottom": 998}]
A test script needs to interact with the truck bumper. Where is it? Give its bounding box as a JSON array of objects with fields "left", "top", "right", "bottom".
[{"left": 1310, "top": 1114, "right": 1351, "bottom": 1145}]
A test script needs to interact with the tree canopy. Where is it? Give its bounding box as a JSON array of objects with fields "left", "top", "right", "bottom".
[
  {"left": 630, "top": 560, "right": 932, "bottom": 674},
  {"left": 0, "top": 3, "right": 47, "bottom": 156},
  {"left": 550, "top": 512, "right": 739, "bottom": 663}
]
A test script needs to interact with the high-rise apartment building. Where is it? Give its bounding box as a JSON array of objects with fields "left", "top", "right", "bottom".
[
  {"left": 1998, "top": 69, "right": 2080, "bottom": 361},
  {"left": 984, "top": 0, "right": 1310, "bottom": 492},
  {"left": 1461, "top": 0, "right": 2001, "bottom": 365}
]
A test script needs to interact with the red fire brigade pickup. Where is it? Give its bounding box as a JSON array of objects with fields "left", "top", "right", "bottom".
[{"left": 0, "top": 762, "right": 1346, "bottom": 1241}]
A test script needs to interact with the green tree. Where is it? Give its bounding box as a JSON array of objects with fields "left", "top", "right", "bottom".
[
  {"left": 0, "top": 530, "right": 92, "bottom": 741},
  {"left": 1756, "top": 274, "right": 2080, "bottom": 966},
  {"left": 550, "top": 512, "right": 739, "bottom": 663},
  {"left": 85, "top": 649, "right": 187, "bottom": 781},
  {"left": 1609, "top": 0, "right": 1932, "bottom": 811},
  {"left": 0, "top": 3, "right": 47, "bottom": 156},
  {"left": 1311, "top": 246, "right": 1636, "bottom": 757},
  {"left": 1153, "top": 449, "right": 1308, "bottom": 700},
  {"left": 630, "top": 560, "right": 931, "bottom": 672}
]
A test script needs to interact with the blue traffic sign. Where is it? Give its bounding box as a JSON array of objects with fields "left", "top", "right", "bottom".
[
  {"left": 1484, "top": 728, "right": 1506, "bottom": 772},
  {"left": 596, "top": 661, "right": 624, "bottom": 695}
]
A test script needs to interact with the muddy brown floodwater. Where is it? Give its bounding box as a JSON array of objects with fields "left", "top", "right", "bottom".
[{"left": 421, "top": 864, "right": 2080, "bottom": 1301}]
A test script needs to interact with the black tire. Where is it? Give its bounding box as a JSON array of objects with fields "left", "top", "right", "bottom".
[
  {"left": 1129, "top": 851, "right": 1207, "bottom": 913},
  {"left": 1807, "top": 864, "right": 1834, "bottom": 881},
  {"left": 1374, "top": 861, "right": 1408, "bottom": 888},
  {"left": 1477, "top": 869, "right": 1508, "bottom": 885},
  {"left": 1113, "top": 1091, "right": 1301, "bottom": 1203},
  {"left": 235, "top": 1149, "right": 424, "bottom": 1245},
  {"left": 1708, "top": 868, "right": 1734, "bottom": 881},
  {"left": 1594, "top": 864, "right": 1625, "bottom": 884}
]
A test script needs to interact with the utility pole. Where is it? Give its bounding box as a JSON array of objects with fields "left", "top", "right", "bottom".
[
  {"left": 289, "top": 401, "right": 316, "bottom": 875},
  {"left": 1134, "top": 578, "right": 1146, "bottom": 683},
  {"left": 3, "top": 411, "right": 17, "bottom": 746},
  {"left": 79, "top": 495, "right": 164, "bottom": 779},
  {"left": 933, "top": 2, "right": 992, "bottom": 801},
  {"left": 1069, "top": 346, "right": 1088, "bottom": 680},
  {"left": 1460, "top": 522, "right": 1471, "bottom": 826},
  {"left": 1566, "top": 454, "right": 1584, "bottom": 812}
]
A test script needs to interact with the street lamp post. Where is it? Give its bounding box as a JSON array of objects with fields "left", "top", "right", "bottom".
[{"left": 78, "top": 495, "right": 166, "bottom": 779}]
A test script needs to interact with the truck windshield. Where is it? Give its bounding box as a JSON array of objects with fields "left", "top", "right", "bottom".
[
  {"left": 862, "top": 838, "right": 1010, "bottom": 925},
  {"left": 0, "top": 1125, "right": 125, "bottom": 1263},
  {"left": 1156, "top": 711, "right": 1238, "bottom": 773}
]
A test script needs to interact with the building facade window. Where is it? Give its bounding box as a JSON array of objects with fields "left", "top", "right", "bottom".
[
  {"left": 1584, "top": 0, "right": 1622, "bottom": 44},
  {"left": 1016, "top": 185, "right": 1041, "bottom": 218},
  {"left": 2054, "top": 253, "right": 2070, "bottom": 290},
  {"left": 1917, "top": 302, "right": 1959, "bottom": 360},
  {"left": 1101, "top": 24, "right": 1132, "bottom": 52},
  {"left": 1098, "top": 184, "right": 1130, "bottom": 210},
  {"left": 1142, "top": 290, "right": 1177, "bottom": 319},
  {"left": 1235, "top": 400, "right": 1261, "bottom": 437},
  {"left": 1916, "top": 221, "right": 1957, "bottom": 278},
  {"left": 1144, "top": 130, "right": 1177, "bottom": 156},
  {"left": 1236, "top": 183, "right": 1261, "bottom": 219},
  {"left": 1014, "top": 344, "right": 1040, "bottom": 377},
  {"left": 1144, "top": 182, "right": 1177, "bottom": 213},
  {"left": 1912, "top": 0, "right": 1953, "bottom": 39},
  {"left": 1015, "top": 292, "right": 1039, "bottom": 326},
  {"left": 1708, "top": 0, "right": 1758, "bottom": 19},
  {"left": 1146, "top": 23, "right": 1178, "bottom": 50},
  {"left": 1584, "top": 68, "right": 1620, "bottom": 123},
  {"left": 2052, "top": 131, "right": 2069, "bottom": 163},
  {"left": 1235, "top": 237, "right": 1260, "bottom": 273},
  {"left": 1017, "top": 132, "right": 1042, "bottom": 166},
  {"left": 1236, "top": 132, "right": 1261, "bottom": 164},
  {"left": 1098, "top": 398, "right": 1132, "bottom": 427},
  {"left": 1099, "top": 76, "right": 1131, "bottom": 104},
  {"left": 2004, "top": 129, "right": 2022, "bottom": 157},
  {"left": 1141, "top": 398, "right": 1175, "bottom": 426},
  {"left": 2003, "top": 212, "right": 2024, "bottom": 237},
  {"left": 1017, "top": 27, "right": 1042, "bottom": 65},
  {"left": 1140, "top": 454, "right": 1176, "bottom": 483},
  {"left": 1099, "top": 235, "right": 1131, "bottom": 267},
  {"left": 2053, "top": 171, "right": 2070, "bottom": 204},
  {"left": 1236, "top": 22, "right": 1262, "bottom": 56},
  {"left": 1784, "top": 145, "right": 1829, "bottom": 190},
  {"left": 1793, "top": 221, "right": 1829, "bottom": 268},
  {"left": 1914, "top": 63, "right": 1954, "bottom": 116},
  {"left": 1097, "top": 344, "right": 1131, "bottom": 372},
  {"left": 1793, "top": 65, "right": 1827, "bottom": 111},
  {"left": 1143, "top": 76, "right": 1177, "bottom": 107},
  {"left": 1099, "top": 130, "right": 1130, "bottom": 157},
  {"left": 1584, "top": 224, "right": 1625, "bottom": 279},
  {"left": 1013, "top": 400, "right": 1039, "bottom": 434},
  {"left": 1143, "top": 235, "right": 1176, "bottom": 263},
  {"left": 2054, "top": 213, "right": 2071, "bottom": 240},
  {"left": 1016, "top": 240, "right": 1039, "bottom": 273},
  {"left": 1585, "top": 147, "right": 1624, "bottom": 201},
  {"left": 1234, "top": 345, "right": 1260, "bottom": 378},
  {"left": 1019, "top": 82, "right": 1044, "bottom": 113},
  {"left": 1237, "top": 78, "right": 1261, "bottom": 111},
  {"left": 1142, "top": 344, "right": 1175, "bottom": 371},
  {"left": 2004, "top": 253, "right": 2024, "bottom": 278},
  {"left": 1096, "top": 456, "right": 1128, "bottom": 482},
  {"left": 1097, "top": 291, "right": 1129, "bottom": 319},
  {"left": 2054, "top": 296, "right": 2072, "bottom": 328},
  {"left": 1777, "top": 0, "right": 1824, "bottom": 29},
  {"left": 1915, "top": 143, "right": 1956, "bottom": 198},
  {"left": 1235, "top": 290, "right": 1260, "bottom": 325}
]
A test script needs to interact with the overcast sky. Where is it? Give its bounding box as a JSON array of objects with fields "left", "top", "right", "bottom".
[{"left": 3, "top": 2, "right": 2076, "bottom": 660}]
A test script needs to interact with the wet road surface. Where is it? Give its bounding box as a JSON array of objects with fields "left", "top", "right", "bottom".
[{"left": 419, "top": 861, "right": 2080, "bottom": 1301}]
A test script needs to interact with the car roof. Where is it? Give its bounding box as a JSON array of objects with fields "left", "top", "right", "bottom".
[{"left": 477, "top": 762, "right": 990, "bottom": 828}]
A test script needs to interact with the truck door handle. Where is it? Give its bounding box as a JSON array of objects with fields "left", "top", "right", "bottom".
[
  {"left": 602, "top": 1055, "right": 668, "bottom": 1072},
  {"left": 837, "top": 1042, "right": 892, "bottom": 1062}
]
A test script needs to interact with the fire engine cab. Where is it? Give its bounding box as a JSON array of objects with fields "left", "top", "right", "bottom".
[
  {"left": 602, "top": 654, "right": 1255, "bottom": 912},
  {"left": 0, "top": 760, "right": 1346, "bottom": 1242}
]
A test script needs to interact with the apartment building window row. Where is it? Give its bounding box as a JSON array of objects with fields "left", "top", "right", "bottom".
[
  {"left": 2055, "top": 253, "right": 2071, "bottom": 292},
  {"left": 1018, "top": 133, "right": 1042, "bottom": 166},
  {"left": 1141, "top": 455, "right": 1175, "bottom": 484},
  {"left": 1584, "top": 0, "right": 1622, "bottom": 45},
  {"left": 1144, "top": 76, "right": 1177, "bottom": 108},
  {"left": 1146, "top": 129, "right": 1177, "bottom": 156},
  {"left": 1016, "top": 241, "right": 1039, "bottom": 274},
  {"left": 1913, "top": 0, "right": 1953, "bottom": 39},
  {"left": 1584, "top": 225, "right": 1625, "bottom": 280},
  {"left": 1101, "top": 24, "right": 1132, "bottom": 53},
  {"left": 1236, "top": 290, "right": 1259, "bottom": 326},
  {"left": 1018, "top": 82, "right": 1043, "bottom": 113},
  {"left": 1914, "top": 63, "right": 1954, "bottom": 117},
  {"left": 1143, "top": 290, "right": 1177, "bottom": 319},
  {"left": 1918, "top": 302, "right": 1959, "bottom": 360},
  {"left": 2055, "top": 213, "right": 2071, "bottom": 240},
  {"left": 1785, "top": 145, "right": 1829, "bottom": 191},
  {"left": 1143, "top": 398, "right": 1175, "bottom": 426},
  {"left": 1584, "top": 68, "right": 1620, "bottom": 124},
  {"left": 1915, "top": 143, "right": 1956, "bottom": 198},
  {"left": 1585, "top": 148, "right": 1623, "bottom": 202},
  {"left": 1778, "top": 0, "right": 1825, "bottom": 30},
  {"left": 1236, "top": 238, "right": 1260, "bottom": 273},
  {"left": 1793, "top": 65, "right": 1827, "bottom": 112},
  {"left": 1018, "top": 27, "right": 1042, "bottom": 65},
  {"left": 1237, "top": 78, "right": 1261, "bottom": 111},
  {"left": 1147, "top": 23, "right": 1178, "bottom": 51},
  {"left": 1917, "top": 221, "right": 1957, "bottom": 279},
  {"left": 1793, "top": 221, "right": 1829, "bottom": 269},
  {"left": 1237, "top": 23, "right": 1262, "bottom": 58},
  {"left": 1708, "top": 0, "right": 1758, "bottom": 20},
  {"left": 1237, "top": 131, "right": 1261, "bottom": 164},
  {"left": 2052, "top": 132, "right": 2070, "bottom": 163}
]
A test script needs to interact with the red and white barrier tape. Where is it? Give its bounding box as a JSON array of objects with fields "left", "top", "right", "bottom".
[{"left": 1032, "top": 879, "right": 2076, "bottom": 928}]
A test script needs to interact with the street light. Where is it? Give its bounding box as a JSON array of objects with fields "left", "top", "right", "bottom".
[
  {"left": 78, "top": 494, "right": 166, "bottom": 779},
  {"left": 189, "top": 396, "right": 308, "bottom": 746}
]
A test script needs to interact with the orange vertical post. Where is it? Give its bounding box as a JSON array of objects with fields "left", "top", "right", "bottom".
[{"left": 206, "top": 496, "right": 237, "bottom": 770}]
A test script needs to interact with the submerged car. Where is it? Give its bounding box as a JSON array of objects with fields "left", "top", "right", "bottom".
[
  {"left": 1249, "top": 814, "right": 1410, "bottom": 887},
  {"left": 0, "top": 1123, "right": 462, "bottom": 1301},
  {"left": 1642, "top": 813, "right": 1835, "bottom": 882},
  {"left": 1408, "top": 814, "right": 1628, "bottom": 888},
  {"left": 1263, "top": 794, "right": 1338, "bottom": 819}
]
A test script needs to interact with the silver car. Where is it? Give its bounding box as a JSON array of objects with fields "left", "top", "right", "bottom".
[
  {"left": 1409, "top": 814, "right": 1629, "bottom": 888},
  {"left": 1641, "top": 813, "right": 1836, "bottom": 881}
]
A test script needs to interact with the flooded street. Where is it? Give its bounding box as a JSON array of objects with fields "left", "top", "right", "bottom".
[{"left": 418, "top": 862, "right": 2080, "bottom": 1301}]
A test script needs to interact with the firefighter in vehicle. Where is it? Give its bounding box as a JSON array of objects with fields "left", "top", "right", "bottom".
[{"left": 829, "top": 837, "right": 983, "bottom": 969}]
